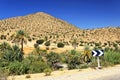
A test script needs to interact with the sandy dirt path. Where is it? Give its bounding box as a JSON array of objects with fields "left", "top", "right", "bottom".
[{"left": 94, "top": 74, "right": 120, "bottom": 80}]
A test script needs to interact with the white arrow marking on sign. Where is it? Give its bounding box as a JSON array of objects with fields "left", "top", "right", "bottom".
[
  {"left": 92, "top": 50, "right": 98, "bottom": 57},
  {"left": 98, "top": 50, "right": 104, "bottom": 56}
]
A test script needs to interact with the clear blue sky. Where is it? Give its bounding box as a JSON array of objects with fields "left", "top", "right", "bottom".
[{"left": 0, "top": 0, "right": 120, "bottom": 29}]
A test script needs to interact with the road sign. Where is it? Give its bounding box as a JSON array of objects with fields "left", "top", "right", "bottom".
[
  {"left": 92, "top": 50, "right": 104, "bottom": 69},
  {"left": 92, "top": 50, "right": 104, "bottom": 57}
]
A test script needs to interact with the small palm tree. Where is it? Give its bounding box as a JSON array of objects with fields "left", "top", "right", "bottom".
[
  {"left": 82, "top": 46, "right": 91, "bottom": 63},
  {"left": 72, "top": 39, "right": 78, "bottom": 50},
  {"left": 3, "top": 45, "right": 23, "bottom": 62},
  {"left": 12, "top": 45, "right": 23, "bottom": 61},
  {"left": 13, "top": 30, "right": 28, "bottom": 53}
]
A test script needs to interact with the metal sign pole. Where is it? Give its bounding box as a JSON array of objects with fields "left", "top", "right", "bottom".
[{"left": 97, "top": 57, "right": 101, "bottom": 69}]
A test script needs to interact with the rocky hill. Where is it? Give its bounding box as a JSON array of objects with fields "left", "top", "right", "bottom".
[{"left": 0, "top": 12, "right": 120, "bottom": 47}]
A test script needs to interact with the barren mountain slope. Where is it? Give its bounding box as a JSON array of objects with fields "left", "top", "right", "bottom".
[{"left": 0, "top": 12, "right": 120, "bottom": 45}]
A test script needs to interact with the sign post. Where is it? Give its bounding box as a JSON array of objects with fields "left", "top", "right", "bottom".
[
  {"left": 92, "top": 50, "right": 104, "bottom": 69},
  {"left": 97, "top": 57, "right": 101, "bottom": 69}
]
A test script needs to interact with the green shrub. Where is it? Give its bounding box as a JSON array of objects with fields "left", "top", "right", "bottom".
[
  {"left": 95, "top": 43, "right": 100, "bottom": 47},
  {"left": 101, "top": 60, "right": 114, "bottom": 67},
  {"left": 80, "top": 64, "right": 88, "bottom": 69},
  {"left": 0, "top": 44, "right": 23, "bottom": 62},
  {"left": 89, "top": 50, "right": 120, "bottom": 68},
  {"left": 89, "top": 57, "right": 98, "bottom": 69},
  {"left": 46, "top": 52, "right": 61, "bottom": 67},
  {"left": 44, "top": 41, "right": 50, "bottom": 50},
  {"left": 0, "top": 59, "right": 9, "bottom": 67},
  {"left": 2, "top": 45, "right": 24, "bottom": 62},
  {"left": 44, "top": 68, "right": 52, "bottom": 76},
  {"left": 103, "top": 43, "right": 107, "bottom": 46},
  {"left": 79, "top": 43, "right": 84, "bottom": 46},
  {"left": 94, "top": 46, "right": 103, "bottom": 50},
  {"left": 67, "top": 55, "right": 81, "bottom": 69},
  {"left": 44, "top": 41, "right": 50, "bottom": 46},
  {"left": 104, "top": 51, "right": 120, "bottom": 65},
  {"left": 6, "top": 58, "right": 30, "bottom": 75},
  {"left": 66, "top": 50, "right": 82, "bottom": 69},
  {"left": 7, "top": 61, "right": 23, "bottom": 75},
  {"left": 26, "top": 54, "right": 42, "bottom": 63},
  {"left": 57, "top": 42, "right": 64, "bottom": 48},
  {"left": 59, "top": 53, "right": 67, "bottom": 63},
  {"left": 29, "top": 61, "right": 49, "bottom": 73},
  {"left": 3, "top": 50, "right": 14, "bottom": 62},
  {"left": 34, "top": 43, "right": 39, "bottom": 48},
  {"left": 0, "top": 35, "right": 6, "bottom": 40},
  {"left": 4, "top": 56, "right": 50, "bottom": 75},
  {"left": 28, "top": 38, "right": 32, "bottom": 42},
  {"left": 69, "top": 50, "right": 76, "bottom": 55},
  {"left": 0, "top": 42, "right": 11, "bottom": 52},
  {"left": 36, "top": 39, "right": 44, "bottom": 44},
  {"left": 104, "top": 47, "right": 113, "bottom": 52}
]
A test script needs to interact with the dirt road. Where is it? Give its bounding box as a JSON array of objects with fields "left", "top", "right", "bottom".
[{"left": 95, "top": 74, "right": 120, "bottom": 80}]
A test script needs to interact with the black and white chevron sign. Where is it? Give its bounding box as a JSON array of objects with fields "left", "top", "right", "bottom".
[{"left": 92, "top": 50, "right": 104, "bottom": 57}]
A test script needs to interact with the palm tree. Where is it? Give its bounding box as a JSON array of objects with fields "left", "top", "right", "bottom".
[
  {"left": 3, "top": 45, "right": 23, "bottom": 62},
  {"left": 72, "top": 39, "right": 78, "bottom": 50},
  {"left": 82, "top": 46, "right": 91, "bottom": 63},
  {"left": 13, "top": 30, "right": 28, "bottom": 53},
  {"left": 12, "top": 45, "right": 23, "bottom": 61}
]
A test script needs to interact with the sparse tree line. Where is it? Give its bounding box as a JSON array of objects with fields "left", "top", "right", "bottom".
[
  {"left": 0, "top": 30, "right": 120, "bottom": 80},
  {"left": 0, "top": 29, "right": 120, "bottom": 51}
]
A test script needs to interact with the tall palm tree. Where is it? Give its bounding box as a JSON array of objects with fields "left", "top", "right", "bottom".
[{"left": 14, "top": 30, "right": 28, "bottom": 53}]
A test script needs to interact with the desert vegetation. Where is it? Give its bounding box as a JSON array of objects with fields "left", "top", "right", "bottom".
[
  {"left": 57, "top": 42, "right": 64, "bottom": 48},
  {"left": 0, "top": 12, "right": 120, "bottom": 79},
  {"left": 1, "top": 38, "right": 120, "bottom": 80}
]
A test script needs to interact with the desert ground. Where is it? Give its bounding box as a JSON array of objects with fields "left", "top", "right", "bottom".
[{"left": 23, "top": 40, "right": 89, "bottom": 54}]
